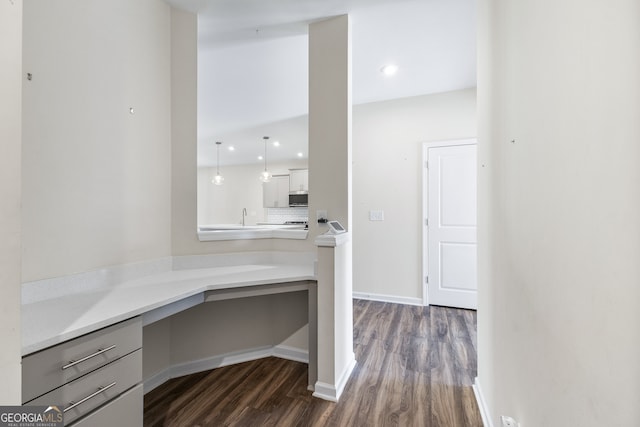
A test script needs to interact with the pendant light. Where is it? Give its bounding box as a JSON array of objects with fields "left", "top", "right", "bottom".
[
  {"left": 259, "top": 136, "right": 272, "bottom": 182},
  {"left": 212, "top": 141, "right": 224, "bottom": 185}
]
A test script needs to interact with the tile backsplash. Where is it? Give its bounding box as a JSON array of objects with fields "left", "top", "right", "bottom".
[{"left": 266, "top": 207, "right": 309, "bottom": 224}]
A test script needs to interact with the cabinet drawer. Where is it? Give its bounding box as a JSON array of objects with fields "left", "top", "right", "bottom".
[
  {"left": 28, "top": 349, "right": 142, "bottom": 425},
  {"left": 69, "top": 384, "right": 142, "bottom": 427},
  {"left": 23, "top": 317, "right": 141, "bottom": 403}
]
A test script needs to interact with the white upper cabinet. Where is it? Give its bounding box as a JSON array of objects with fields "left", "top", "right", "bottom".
[
  {"left": 263, "top": 175, "right": 290, "bottom": 208},
  {"left": 289, "top": 169, "right": 308, "bottom": 193}
]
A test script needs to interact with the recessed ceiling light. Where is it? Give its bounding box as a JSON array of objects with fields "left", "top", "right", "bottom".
[
  {"left": 228, "top": 146, "right": 235, "bottom": 151},
  {"left": 273, "top": 141, "right": 280, "bottom": 147},
  {"left": 380, "top": 64, "right": 398, "bottom": 76},
  {"left": 297, "top": 152, "right": 303, "bottom": 157},
  {"left": 258, "top": 155, "right": 263, "bottom": 160}
]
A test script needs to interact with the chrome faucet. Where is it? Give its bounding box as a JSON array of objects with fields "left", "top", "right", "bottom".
[{"left": 242, "top": 208, "right": 247, "bottom": 226}]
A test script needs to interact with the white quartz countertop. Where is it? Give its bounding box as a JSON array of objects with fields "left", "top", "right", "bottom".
[{"left": 22, "top": 262, "right": 315, "bottom": 356}]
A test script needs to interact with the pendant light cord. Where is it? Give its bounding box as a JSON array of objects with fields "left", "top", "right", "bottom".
[
  {"left": 216, "top": 141, "right": 222, "bottom": 175},
  {"left": 213, "top": 141, "right": 224, "bottom": 185},
  {"left": 263, "top": 136, "right": 269, "bottom": 172}
]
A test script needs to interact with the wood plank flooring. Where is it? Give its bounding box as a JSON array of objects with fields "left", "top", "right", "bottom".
[{"left": 144, "top": 300, "right": 481, "bottom": 426}]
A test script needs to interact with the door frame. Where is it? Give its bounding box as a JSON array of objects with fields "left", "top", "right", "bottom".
[{"left": 422, "top": 138, "right": 477, "bottom": 306}]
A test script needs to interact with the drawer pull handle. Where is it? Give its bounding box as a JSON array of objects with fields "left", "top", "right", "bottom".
[
  {"left": 64, "top": 381, "right": 117, "bottom": 413},
  {"left": 62, "top": 345, "right": 117, "bottom": 370}
]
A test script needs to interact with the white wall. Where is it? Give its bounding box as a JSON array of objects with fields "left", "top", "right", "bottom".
[
  {"left": 198, "top": 160, "right": 308, "bottom": 225},
  {"left": 21, "top": 0, "right": 172, "bottom": 282},
  {"left": 478, "top": 0, "right": 640, "bottom": 425},
  {"left": 352, "top": 89, "right": 477, "bottom": 301},
  {"left": 0, "top": 0, "right": 23, "bottom": 404}
]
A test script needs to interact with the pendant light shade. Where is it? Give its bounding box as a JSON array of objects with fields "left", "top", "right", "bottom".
[
  {"left": 259, "top": 136, "right": 272, "bottom": 183},
  {"left": 212, "top": 141, "right": 224, "bottom": 185},
  {"left": 213, "top": 173, "right": 224, "bottom": 185},
  {"left": 259, "top": 170, "right": 272, "bottom": 182}
]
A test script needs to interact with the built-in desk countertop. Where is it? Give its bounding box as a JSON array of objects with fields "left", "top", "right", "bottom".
[{"left": 22, "top": 254, "right": 316, "bottom": 356}]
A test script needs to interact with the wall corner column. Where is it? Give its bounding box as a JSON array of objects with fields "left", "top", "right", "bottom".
[
  {"left": 308, "top": 14, "right": 354, "bottom": 402},
  {"left": 0, "top": 0, "right": 23, "bottom": 404},
  {"left": 313, "top": 233, "right": 355, "bottom": 402}
]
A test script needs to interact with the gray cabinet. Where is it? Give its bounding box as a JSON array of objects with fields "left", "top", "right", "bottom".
[
  {"left": 70, "top": 385, "right": 142, "bottom": 427},
  {"left": 22, "top": 318, "right": 141, "bottom": 403},
  {"left": 22, "top": 317, "right": 142, "bottom": 426},
  {"left": 263, "top": 175, "right": 290, "bottom": 208}
]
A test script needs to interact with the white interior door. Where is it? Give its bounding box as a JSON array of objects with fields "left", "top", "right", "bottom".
[{"left": 425, "top": 141, "right": 477, "bottom": 309}]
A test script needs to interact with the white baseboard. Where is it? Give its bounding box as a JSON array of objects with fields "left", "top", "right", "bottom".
[
  {"left": 144, "top": 368, "right": 172, "bottom": 395},
  {"left": 312, "top": 381, "right": 339, "bottom": 402},
  {"left": 473, "top": 377, "right": 493, "bottom": 427},
  {"left": 312, "top": 353, "right": 356, "bottom": 402},
  {"left": 336, "top": 354, "right": 357, "bottom": 399},
  {"left": 353, "top": 292, "right": 423, "bottom": 306},
  {"left": 272, "top": 345, "right": 309, "bottom": 363},
  {"left": 144, "top": 345, "right": 309, "bottom": 394},
  {"left": 170, "top": 346, "right": 272, "bottom": 379}
]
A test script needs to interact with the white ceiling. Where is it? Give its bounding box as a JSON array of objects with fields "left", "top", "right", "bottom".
[{"left": 166, "top": 0, "right": 477, "bottom": 167}]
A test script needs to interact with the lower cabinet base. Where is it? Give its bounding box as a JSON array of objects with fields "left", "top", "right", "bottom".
[{"left": 69, "top": 384, "right": 142, "bottom": 427}]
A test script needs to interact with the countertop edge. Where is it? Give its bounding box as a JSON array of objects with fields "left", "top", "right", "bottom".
[{"left": 22, "top": 269, "right": 316, "bottom": 356}]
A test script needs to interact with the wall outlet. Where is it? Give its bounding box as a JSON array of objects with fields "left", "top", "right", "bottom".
[
  {"left": 317, "top": 210, "right": 327, "bottom": 224},
  {"left": 501, "top": 416, "right": 519, "bottom": 427}
]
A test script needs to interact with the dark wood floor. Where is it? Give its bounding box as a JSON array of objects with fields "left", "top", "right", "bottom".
[{"left": 144, "top": 300, "right": 481, "bottom": 426}]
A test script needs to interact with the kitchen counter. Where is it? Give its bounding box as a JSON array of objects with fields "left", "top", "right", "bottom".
[
  {"left": 256, "top": 222, "right": 308, "bottom": 226},
  {"left": 197, "top": 224, "right": 308, "bottom": 241},
  {"left": 22, "top": 253, "right": 315, "bottom": 355}
]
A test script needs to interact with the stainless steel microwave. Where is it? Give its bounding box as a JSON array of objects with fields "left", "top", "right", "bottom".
[{"left": 289, "top": 193, "right": 308, "bottom": 207}]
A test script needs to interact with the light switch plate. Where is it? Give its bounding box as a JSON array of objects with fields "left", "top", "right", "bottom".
[{"left": 369, "top": 210, "right": 384, "bottom": 221}]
